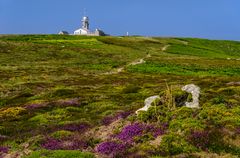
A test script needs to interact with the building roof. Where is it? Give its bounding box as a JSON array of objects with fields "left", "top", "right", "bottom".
[{"left": 58, "top": 31, "right": 69, "bottom": 34}]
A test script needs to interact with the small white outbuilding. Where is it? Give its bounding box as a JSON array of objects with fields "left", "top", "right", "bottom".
[{"left": 58, "top": 31, "right": 69, "bottom": 35}]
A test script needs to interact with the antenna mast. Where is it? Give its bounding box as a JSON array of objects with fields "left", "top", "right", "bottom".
[{"left": 83, "top": 8, "right": 86, "bottom": 16}]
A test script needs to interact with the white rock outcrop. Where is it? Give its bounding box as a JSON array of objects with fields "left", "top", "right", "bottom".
[
  {"left": 136, "top": 95, "right": 160, "bottom": 114},
  {"left": 181, "top": 84, "right": 200, "bottom": 108}
]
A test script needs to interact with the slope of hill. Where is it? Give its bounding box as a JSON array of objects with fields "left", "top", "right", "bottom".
[{"left": 0, "top": 35, "right": 240, "bottom": 158}]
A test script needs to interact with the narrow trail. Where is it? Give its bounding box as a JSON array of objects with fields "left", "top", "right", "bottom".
[
  {"left": 181, "top": 41, "right": 189, "bottom": 45},
  {"left": 103, "top": 55, "right": 148, "bottom": 75},
  {"left": 162, "top": 45, "right": 170, "bottom": 51},
  {"left": 177, "top": 39, "right": 189, "bottom": 45},
  {"left": 103, "top": 44, "right": 169, "bottom": 75}
]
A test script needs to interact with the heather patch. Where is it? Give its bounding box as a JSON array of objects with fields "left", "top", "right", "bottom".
[
  {"left": 116, "top": 123, "right": 145, "bottom": 143},
  {"left": 96, "top": 141, "right": 130, "bottom": 158},
  {"left": 41, "top": 137, "right": 88, "bottom": 150},
  {"left": 60, "top": 123, "right": 90, "bottom": 132},
  {"left": 96, "top": 122, "right": 167, "bottom": 157},
  {"left": 115, "top": 122, "right": 166, "bottom": 143},
  {"left": 41, "top": 138, "right": 62, "bottom": 150},
  {"left": 0, "top": 146, "right": 9, "bottom": 153},
  {"left": 187, "top": 130, "right": 210, "bottom": 151},
  {"left": 25, "top": 103, "right": 47, "bottom": 110},
  {"left": 101, "top": 111, "right": 132, "bottom": 126}
]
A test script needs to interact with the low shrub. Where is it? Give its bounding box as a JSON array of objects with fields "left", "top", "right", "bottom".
[
  {"left": 51, "top": 130, "right": 73, "bottom": 139},
  {"left": 51, "top": 88, "right": 75, "bottom": 98},
  {"left": 158, "top": 133, "right": 197, "bottom": 156},
  {"left": 137, "top": 105, "right": 171, "bottom": 123},
  {"left": 122, "top": 84, "right": 141, "bottom": 94},
  {"left": 0, "top": 107, "right": 26, "bottom": 121},
  {"left": 23, "top": 150, "right": 94, "bottom": 158}
]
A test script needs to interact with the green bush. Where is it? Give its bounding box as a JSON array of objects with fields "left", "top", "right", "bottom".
[
  {"left": 29, "top": 108, "right": 69, "bottom": 126},
  {"left": 198, "top": 104, "right": 240, "bottom": 127},
  {"left": 137, "top": 105, "right": 171, "bottom": 123},
  {"left": 51, "top": 88, "right": 75, "bottom": 98},
  {"left": 169, "top": 117, "right": 205, "bottom": 134},
  {"left": 122, "top": 84, "right": 141, "bottom": 94},
  {"left": 23, "top": 150, "right": 95, "bottom": 158},
  {"left": 0, "top": 107, "right": 26, "bottom": 121},
  {"left": 51, "top": 130, "right": 73, "bottom": 139},
  {"left": 158, "top": 133, "right": 197, "bottom": 156}
]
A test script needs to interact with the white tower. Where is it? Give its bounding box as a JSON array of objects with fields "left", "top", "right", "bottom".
[{"left": 82, "top": 16, "right": 89, "bottom": 30}]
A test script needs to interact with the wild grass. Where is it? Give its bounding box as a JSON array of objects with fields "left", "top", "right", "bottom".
[{"left": 0, "top": 35, "right": 240, "bottom": 157}]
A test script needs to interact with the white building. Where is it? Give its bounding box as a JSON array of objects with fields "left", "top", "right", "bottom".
[
  {"left": 74, "top": 16, "right": 106, "bottom": 36},
  {"left": 74, "top": 16, "right": 90, "bottom": 35},
  {"left": 58, "top": 31, "right": 69, "bottom": 35},
  {"left": 74, "top": 28, "right": 89, "bottom": 35}
]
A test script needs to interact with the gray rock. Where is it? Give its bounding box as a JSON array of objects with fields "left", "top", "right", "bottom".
[
  {"left": 136, "top": 95, "right": 160, "bottom": 114},
  {"left": 182, "top": 84, "right": 200, "bottom": 108}
]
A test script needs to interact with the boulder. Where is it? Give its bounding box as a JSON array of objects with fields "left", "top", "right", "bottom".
[
  {"left": 136, "top": 95, "right": 160, "bottom": 114},
  {"left": 181, "top": 84, "right": 200, "bottom": 108}
]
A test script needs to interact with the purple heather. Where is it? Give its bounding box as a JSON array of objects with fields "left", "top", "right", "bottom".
[
  {"left": 41, "top": 137, "right": 88, "bottom": 150},
  {"left": 61, "top": 123, "right": 89, "bottom": 132},
  {"left": 58, "top": 98, "right": 79, "bottom": 106},
  {"left": 116, "top": 123, "right": 145, "bottom": 142},
  {"left": 188, "top": 130, "right": 210, "bottom": 150},
  {"left": 97, "top": 141, "right": 129, "bottom": 157},
  {"left": 102, "top": 111, "right": 132, "bottom": 126},
  {"left": 0, "top": 147, "right": 9, "bottom": 153}
]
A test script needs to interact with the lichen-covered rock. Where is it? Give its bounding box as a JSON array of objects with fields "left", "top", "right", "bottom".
[
  {"left": 136, "top": 95, "right": 160, "bottom": 114},
  {"left": 182, "top": 84, "right": 200, "bottom": 108}
]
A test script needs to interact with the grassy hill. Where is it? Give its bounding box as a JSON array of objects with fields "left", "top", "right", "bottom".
[{"left": 0, "top": 35, "right": 240, "bottom": 158}]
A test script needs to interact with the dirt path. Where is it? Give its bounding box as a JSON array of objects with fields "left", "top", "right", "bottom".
[
  {"left": 103, "top": 55, "right": 148, "bottom": 75},
  {"left": 162, "top": 45, "right": 170, "bottom": 51},
  {"left": 103, "top": 44, "right": 168, "bottom": 75},
  {"left": 129, "top": 58, "right": 146, "bottom": 66}
]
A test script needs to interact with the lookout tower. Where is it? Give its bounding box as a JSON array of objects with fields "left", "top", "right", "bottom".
[
  {"left": 82, "top": 16, "right": 89, "bottom": 30},
  {"left": 74, "top": 15, "right": 106, "bottom": 36}
]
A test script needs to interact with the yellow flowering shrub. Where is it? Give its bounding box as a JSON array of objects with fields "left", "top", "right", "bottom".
[{"left": 0, "top": 107, "right": 26, "bottom": 120}]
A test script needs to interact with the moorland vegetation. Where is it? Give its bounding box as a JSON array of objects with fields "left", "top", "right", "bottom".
[{"left": 0, "top": 35, "right": 240, "bottom": 157}]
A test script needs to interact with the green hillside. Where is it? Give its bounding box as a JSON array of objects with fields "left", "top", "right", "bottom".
[{"left": 0, "top": 35, "right": 240, "bottom": 158}]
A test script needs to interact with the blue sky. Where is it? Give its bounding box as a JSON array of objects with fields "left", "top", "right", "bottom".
[{"left": 0, "top": 0, "right": 240, "bottom": 40}]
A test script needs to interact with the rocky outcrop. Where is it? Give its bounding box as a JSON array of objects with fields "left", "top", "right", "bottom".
[
  {"left": 181, "top": 84, "right": 200, "bottom": 108},
  {"left": 136, "top": 84, "right": 200, "bottom": 114},
  {"left": 136, "top": 95, "right": 160, "bottom": 114}
]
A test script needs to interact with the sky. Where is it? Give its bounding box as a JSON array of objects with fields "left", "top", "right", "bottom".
[{"left": 0, "top": 0, "right": 240, "bottom": 40}]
